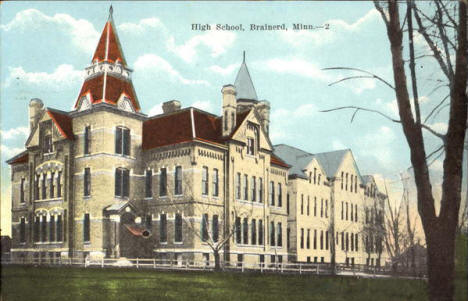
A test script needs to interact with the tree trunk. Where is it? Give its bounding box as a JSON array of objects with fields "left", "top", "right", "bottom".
[
  {"left": 214, "top": 249, "right": 221, "bottom": 271},
  {"left": 426, "top": 225, "right": 456, "bottom": 301}
]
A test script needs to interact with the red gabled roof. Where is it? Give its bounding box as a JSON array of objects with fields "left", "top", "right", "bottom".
[
  {"left": 142, "top": 108, "right": 251, "bottom": 150},
  {"left": 92, "top": 18, "right": 127, "bottom": 66},
  {"left": 6, "top": 151, "right": 28, "bottom": 165},
  {"left": 271, "top": 154, "right": 290, "bottom": 169},
  {"left": 47, "top": 109, "right": 74, "bottom": 140},
  {"left": 75, "top": 74, "right": 140, "bottom": 111}
]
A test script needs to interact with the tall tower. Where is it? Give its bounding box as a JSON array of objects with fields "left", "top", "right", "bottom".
[
  {"left": 74, "top": 6, "right": 140, "bottom": 113},
  {"left": 233, "top": 52, "right": 270, "bottom": 134},
  {"left": 222, "top": 85, "right": 237, "bottom": 137}
]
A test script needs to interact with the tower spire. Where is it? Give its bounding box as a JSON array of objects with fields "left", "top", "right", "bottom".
[
  {"left": 108, "top": 5, "right": 113, "bottom": 20},
  {"left": 243, "top": 50, "right": 246, "bottom": 63},
  {"left": 234, "top": 51, "right": 258, "bottom": 101}
]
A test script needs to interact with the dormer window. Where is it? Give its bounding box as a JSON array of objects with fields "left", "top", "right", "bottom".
[{"left": 43, "top": 135, "right": 53, "bottom": 153}]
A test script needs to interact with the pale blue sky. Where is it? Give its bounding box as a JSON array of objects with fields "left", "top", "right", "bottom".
[{"left": 0, "top": 1, "right": 455, "bottom": 235}]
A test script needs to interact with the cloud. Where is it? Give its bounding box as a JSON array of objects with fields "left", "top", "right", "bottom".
[
  {"left": 1, "top": 126, "right": 29, "bottom": 140},
  {"left": 192, "top": 100, "right": 214, "bottom": 113},
  {"left": 357, "top": 126, "right": 397, "bottom": 172},
  {"left": 167, "top": 29, "right": 236, "bottom": 63},
  {"left": 118, "top": 17, "right": 167, "bottom": 34},
  {"left": 134, "top": 54, "right": 210, "bottom": 86},
  {"left": 1, "top": 145, "right": 24, "bottom": 158},
  {"left": 430, "top": 122, "right": 448, "bottom": 133},
  {"left": 4, "top": 64, "right": 83, "bottom": 88},
  {"left": 1, "top": 9, "right": 99, "bottom": 53},
  {"left": 332, "top": 139, "right": 347, "bottom": 150},
  {"left": 260, "top": 58, "right": 331, "bottom": 81},
  {"left": 207, "top": 64, "right": 238, "bottom": 76},
  {"left": 271, "top": 103, "right": 317, "bottom": 121},
  {"left": 148, "top": 102, "right": 164, "bottom": 116},
  {"left": 279, "top": 9, "right": 380, "bottom": 47}
]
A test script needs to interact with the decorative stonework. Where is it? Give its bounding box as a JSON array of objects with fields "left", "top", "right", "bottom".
[
  {"left": 149, "top": 148, "right": 191, "bottom": 161},
  {"left": 85, "top": 61, "right": 132, "bottom": 81}
]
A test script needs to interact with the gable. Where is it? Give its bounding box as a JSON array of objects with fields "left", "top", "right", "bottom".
[
  {"left": 26, "top": 109, "right": 74, "bottom": 148},
  {"left": 231, "top": 109, "right": 272, "bottom": 151}
]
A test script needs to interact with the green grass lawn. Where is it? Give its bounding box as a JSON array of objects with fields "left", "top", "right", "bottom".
[
  {"left": 0, "top": 265, "right": 431, "bottom": 301},
  {"left": 1, "top": 234, "right": 466, "bottom": 301}
]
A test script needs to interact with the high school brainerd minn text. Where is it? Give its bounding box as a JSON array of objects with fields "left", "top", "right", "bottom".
[{"left": 191, "top": 23, "right": 330, "bottom": 31}]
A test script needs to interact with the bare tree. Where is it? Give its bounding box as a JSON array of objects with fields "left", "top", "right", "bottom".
[{"left": 322, "top": 1, "right": 467, "bottom": 300}]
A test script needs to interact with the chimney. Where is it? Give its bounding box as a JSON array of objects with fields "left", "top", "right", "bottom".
[
  {"left": 162, "top": 100, "right": 181, "bottom": 114},
  {"left": 255, "top": 100, "right": 270, "bottom": 134},
  {"left": 29, "top": 98, "right": 44, "bottom": 132},
  {"left": 222, "top": 85, "right": 237, "bottom": 137}
]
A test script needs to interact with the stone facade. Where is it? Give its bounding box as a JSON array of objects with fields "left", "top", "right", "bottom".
[{"left": 8, "top": 10, "right": 385, "bottom": 267}]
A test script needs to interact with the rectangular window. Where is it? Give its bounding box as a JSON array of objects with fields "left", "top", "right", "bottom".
[
  {"left": 351, "top": 233, "right": 354, "bottom": 251},
  {"left": 49, "top": 215, "right": 55, "bottom": 242},
  {"left": 20, "top": 217, "right": 26, "bottom": 243},
  {"left": 84, "top": 126, "right": 90, "bottom": 155},
  {"left": 277, "top": 183, "right": 282, "bottom": 207},
  {"left": 320, "top": 230, "right": 324, "bottom": 250},
  {"left": 341, "top": 172, "right": 344, "bottom": 190},
  {"left": 314, "top": 197, "right": 317, "bottom": 217},
  {"left": 251, "top": 219, "right": 257, "bottom": 245},
  {"left": 84, "top": 168, "right": 91, "bottom": 197},
  {"left": 307, "top": 197, "right": 310, "bottom": 216},
  {"left": 258, "top": 219, "right": 263, "bottom": 245},
  {"left": 277, "top": 222, "right": 282, "bottom": 247},
  {"left": 57, "top": 171, "right": 62, "bottom": 198},
  {"left": 83, "top": 213, "right": 90, "bottom": 242},
  {"left": 43, "top": 134, "right": 53, "bottom": 153},
  {"left": 355, "top": 204, "right": 358, "bottom": 221},
  {"left": 351, "top": 203, "right": 354, "bottom": 221},
  {"left": 269, "top": 181, "right": 275, "bottom": 206},
  {"left": 115, "top": 168, "right": 129, "bottom": 198},
  {"left": 41, "top": 173, "right": 46, "bottom": 199},
  {"left": 259, "top": 177, "right": 263, "bottom": 203},
  {"left": 145, "top": 169, "right": 152, "bottom": 198},
  {"left": 243, "top": 218, "right": 249, "bottom": 244},
  {"left": 243, "top": 174, "right": 248, "bottom": 200},
  {"left": 314, "top": 168, "right": 317, "bottom": 184},
  {"left": 318, "top": 174, "right": 321, "bottom": 185},
  {"left": 306, "top": 229, "right": 310, "bottom": 249},
  {"left": 321, "top": 198, "right": 323, "bottom": 217},
  {"left": 202, "top": 167, "right": 209, "bottom": 195},
  {"left": 201, "top": 213, "right": 208, "bottom": 242},
  {"left": 313, "top": 229, "right": 317, "bottom": 250},
  {"left": 355, "top": 233, "right": 359, "bottom": 252},
  {"left": 326, "top": 231, "right": 329, "bottom": 250},
  {"left": 159, "top": 168, "right": 167, "bottom": 196},
  {"left": 175, "top": 166, "right": 182, "bottom": 195},
  {"left": 270, "top": 221, "right": 275, "bottom": 246},
  {"left": 34, "top": 174, "right": 39, "bottom": 201},
  {"left": 235, "top": 217, "right": 241, "bottom": 244},
  {"left": 160, "top": 214, "right": 167, "bottom": 242},
  {"left": 300, "top": 228, "right": 304, "bottom": 249},
  {"left": 41, "top": 215, "right": 47, "bottom": 242},
  {"left": 346, "top": 232, "right": 349, "bottom": 251},
  {"left": 325, "top": 199, "right": 328, "bottom": 218},
  {"left": 175, "top": 213, "right": 182, "bottom": 242},
  {"left": 34, "top": 216, "right": 40, "bottom": 242},
  {"left": 345, "top": 173, "right": 349, "bottom": 190},
  {"left": 115, "top": 127, "right": 130, "bottom": 156},
  {"left": 355, "top": 175, "right": 358, "bottom": 193},
  {"left": 212, "top": 215, "right": 219, "bottom": 242},
  {"left": 20, "top": 178, "right": 25, "bottom": 203},
  {"left": 56, "top": 215, "right": 62, "bottom": 242},
  {"left": 50, "top": 172, "right": 55, "bottom": 198},
  {"left": 287, "top": 228, "right": 290, "bottom": 249},
  {"left": 341, "top": 232, "right": 345, "bottom": 251},
  {"left": 346, "top": 202, "right": 349, "bottom": 220},
  {"left": 287, "top": 194, "right": 290, "bottom": 214},
  {"left": 213, "top": 169, "right": 219, "bottom": 196},
  {"left": 247, "top": 137, "right": 254, "bottom": 155},
  {"left": 251, "top": 176, "right": 256, "bottom": 202},
  {"left": 301, "top": 194, "right": 304, "bottom": 215},
  {"left": 236, "top": 173, "right": 241, "bottom": 199}
]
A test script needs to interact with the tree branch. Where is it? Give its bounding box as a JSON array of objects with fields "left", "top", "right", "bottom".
[{"left": 322, "top": 67, "right": 395, "bottom": 90}]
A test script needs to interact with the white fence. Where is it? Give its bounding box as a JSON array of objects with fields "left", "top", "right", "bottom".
[{"left": 0, "top": 256, "right": 410, "bottom": 279}]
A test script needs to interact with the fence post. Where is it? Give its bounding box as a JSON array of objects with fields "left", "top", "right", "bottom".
[
  {"left": 153, "top": 258, "right": 156, "bottom": 269},
  {"left": 136, "top": 258, "right": 139, "bottom": 269},
  {"left": 242, "top": 263, "right": 244, "bottom": 273},
  {"left": 316, "top": 265, "right": 319, "bottom": 275},
  {"left": 101, "top": 257, "right": 104, "bottom": 268},
  {"left": 299, "top": 263, "right": 302, "bottom": 275}
]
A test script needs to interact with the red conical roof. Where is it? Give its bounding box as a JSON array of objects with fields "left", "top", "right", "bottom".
[{"left": 91, "top": 15, "right": 127, "bottom": 65}]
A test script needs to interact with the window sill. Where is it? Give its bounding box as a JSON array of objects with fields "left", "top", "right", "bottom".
[
  {"left": 159, "top": 242, "right": 168, "bottom": 245},
  {"left": 174, "top": 241, "right": 184, "bottom": 245},
  {"left": 144, "top": 197, "right": 153, "bottom": 200}
]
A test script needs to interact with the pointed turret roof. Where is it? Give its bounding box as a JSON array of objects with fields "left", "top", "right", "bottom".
[
  {"left": 91, "top": 6, "right": 127, "bottom": 65},
  {"left": 74, "top": 7, "right": 140, "bottom": 112},
  {"left": 234, "top": 51, "right": 258, "bottom": 102}
]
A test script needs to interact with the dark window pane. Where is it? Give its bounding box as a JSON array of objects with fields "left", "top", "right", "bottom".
[
  {"left": 84, "top": 214, "right": 90, "bottom": 242},
  {"left": 160, "top": 214, "right": 167, "bottom": 242},
  {"left": 115, "top": 127, "right": 122, "bottom": 154},
  {"left": 160, "top": 168, "right": 167, "bottom": 196},
  {"left": 115, "top": 169, "right": 121, "bottom": 197}
]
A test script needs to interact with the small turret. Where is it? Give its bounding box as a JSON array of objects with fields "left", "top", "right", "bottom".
[
  {"left": 29, "top": 98, "right": 44, "bottom": 132},
  {"left": 222, "top": 85, "right": 237, "bottom": 137}
]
